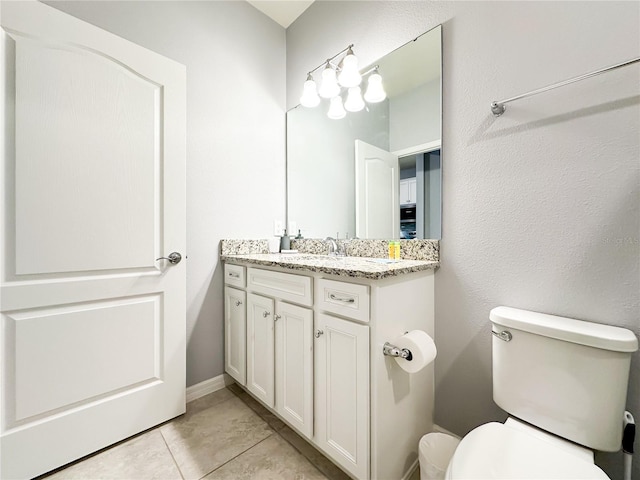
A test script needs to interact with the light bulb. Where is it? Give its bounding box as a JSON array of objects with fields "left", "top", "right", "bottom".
[
  {"left": 338, "top": 49, "right": 362, "bottom": 87},
  {"left": 327, "top": 96, "right": 346, "bottom": 119},
  {"left": 344, "top": 87, "right": 365, "bottom": 112},
  {"left": 364, "top": 71, "right": 386, "bottom": 103},
  {"left": 300, "top": 74, "right": 320, "bottom": 108},
  {"left": 319, "top": 63, "right": 340, "bottom": 99}
]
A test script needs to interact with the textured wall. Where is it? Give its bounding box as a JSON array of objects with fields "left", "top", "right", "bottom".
[
  {"left": 47, "top": 1, "right": 286, "bottom": 387},
  {"left": 288, "top": 2, "right": 639, "bottom": 478}
]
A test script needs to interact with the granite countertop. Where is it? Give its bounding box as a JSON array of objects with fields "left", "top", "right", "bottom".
[{"left": 221, "top": 253, "right": 439, "bottom": 280}]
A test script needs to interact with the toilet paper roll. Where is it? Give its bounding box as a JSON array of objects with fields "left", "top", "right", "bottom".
[{"left": 393, "top": 330, "right": 437, "bottom": 373}]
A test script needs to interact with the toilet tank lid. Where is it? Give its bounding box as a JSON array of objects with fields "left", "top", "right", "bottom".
[{"left": 490, "top": 306, "right": 638, "bottom": 353}]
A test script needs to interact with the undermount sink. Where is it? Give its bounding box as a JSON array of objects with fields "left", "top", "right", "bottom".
[{"left": 281, "top": 253, "right": 348, "bottom": 261}]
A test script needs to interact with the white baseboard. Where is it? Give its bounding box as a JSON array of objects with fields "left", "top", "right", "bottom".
[{"left": 186, "top": 373, "right": 234, "bottom": 403}]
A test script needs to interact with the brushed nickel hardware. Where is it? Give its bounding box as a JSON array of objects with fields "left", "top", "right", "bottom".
[
  {"left": 315, "top": 329, "right": 324, "bottom": 338},
  {"left": 156, "top": 252, "right": 182, "bottom": 264},
  {"left": 491, "top": 57, "right": 640, "bottom": 116},
  {"left": 329, "top": 293, "right": 355, "bottom": 304},
  {"left": 492, "top": 330, "right": 513, "bottom": 342},
  {"left": 382, "top": 342, "right": 413, "bottom": 361}
]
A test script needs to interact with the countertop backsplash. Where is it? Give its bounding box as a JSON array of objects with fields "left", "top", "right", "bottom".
[{"left": 220, "top": 238, "right": 439, "bottom": 262}]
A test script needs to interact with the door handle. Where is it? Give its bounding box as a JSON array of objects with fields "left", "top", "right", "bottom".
[
  {"left": 315, "top": 329, "right": 324, "bottom": 338},
  {"left": 263, "top": 311, "right": 270, "bottom": 318},
  {"left": 156, "top": 252, "right": 182, "bottom": 264}
]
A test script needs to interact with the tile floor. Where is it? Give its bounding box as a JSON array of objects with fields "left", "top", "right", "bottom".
[{"left": 39, "top": 384, "right": 357, "bottom": 480}]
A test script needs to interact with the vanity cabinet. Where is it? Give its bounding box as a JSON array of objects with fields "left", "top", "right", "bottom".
[
  {"left": 244, "top": 268, "right": 314, "bottom": 437},
  {"left": 224, "top": 261, "right": 435, "bottom": 480},
  {"left": 224, "top": 286, "right": 246, "bottom": 386},
  {"left": 315, "top": 312, "right": 369, "bottom": 480},
  {"left": 276, "top": 301, "right": 314, "bottom": 438},
  {"left": 246, "top": 293, "right": 275, "bottom": 407}
]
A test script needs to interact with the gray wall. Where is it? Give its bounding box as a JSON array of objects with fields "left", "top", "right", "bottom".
[
  {"left": 389, "top": 78, "right": 441, "bottom": 152},
  {"left": 47, "top": 1, "right": 286, "bottom": 387},
  {"left": 288, "top": 2, "right": 639, "bottom": 478}
]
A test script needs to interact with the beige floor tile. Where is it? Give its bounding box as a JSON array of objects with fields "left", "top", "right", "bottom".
[
  {"left": 43, "top": 429, "right": 181, "bottom": 480},
  {"left": 227, "top": 385, "right": 286, "bottom": 431},
  {"left": 161, "top": 394, "right": 273, "bottom": 480},
  {"left": 186, "top": 387, "right": 236, "bottom": 416},
  {"left": 203, "top": 434, "right": 327, "bottom": 480},
  {"left": 278, "top": 426, "right": 350, "bottom": 480}
]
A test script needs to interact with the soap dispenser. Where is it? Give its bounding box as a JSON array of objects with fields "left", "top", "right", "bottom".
[{"left": 279, "top": 229, "right": 290, "bottom": 252}]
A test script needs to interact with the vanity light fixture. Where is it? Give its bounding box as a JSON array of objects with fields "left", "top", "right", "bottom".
[
  {"left": 299, "top": 44, "right": 386, "bottom": 119},
  {"left": 300, "top": 73, "right": 320, "bottom": 107},
  {"left": 364, "top": 67, "right": 386, "bottom": 103},
  {"left": 344, "top": 86, "right": 365, "bottom": 112},
  {"left": 319, "top": 61, "right": 340, "bottom": 99},
  {"left": 327, "top": 96, "right": 347, "bottom": 119},
  {"left": 337, "top": 47, "right": 362, "bottom": 87}
]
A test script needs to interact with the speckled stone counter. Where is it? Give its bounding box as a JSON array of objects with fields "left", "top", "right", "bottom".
[
  {"left": 220, "top": 252, "right": 438, "bottom": 280},
  {"left": 220, "top": 238, "right": 439, "bottom": 261}
]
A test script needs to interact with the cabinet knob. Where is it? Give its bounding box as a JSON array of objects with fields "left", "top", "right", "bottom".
[
  {"left": 315, "top": 329, "right": 324, "bottom": 338},
  {"left": 263, "top": 311, "right": 270, "bottom": 318},
  {"left": 235, "top": 300, "right": 243, "bottom": 306},
  {"left": 274, "top": 314, "right": 281, "bottom": 321}
]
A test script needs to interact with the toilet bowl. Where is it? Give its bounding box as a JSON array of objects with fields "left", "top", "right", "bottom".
[
  {"left": 443, "top": 306, "right": 638, "bottom": 480},
  {"left": 445, "top": 418, "right": 608, "bottom": 479}
]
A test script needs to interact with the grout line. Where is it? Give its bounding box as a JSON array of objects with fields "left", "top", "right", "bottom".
[
  {"left": 159, "top": 429, "right": 185, "bottom": 480},
  {"left": 196, "top": 432, "right": 277, "bottom": 480},
  {"left": 275, "top": 429, "right": 328, "bottom": 479},
  {"left": 227, "top": 386, "right": 339, "bottom": 479}
]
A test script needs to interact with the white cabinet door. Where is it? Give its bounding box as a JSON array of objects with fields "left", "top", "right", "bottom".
[
  {"left": 0, "top": 3, "right": 186, "bottom": 478},
  {"left": 400, "top": 179, "right": 410, "bottom": 204},
  {"left": 400, "top": 178, "right": 417, "bottom": 204},
  {"left": 247, "top": 293, "right": 275, "bottom": 408},
  {"left": 225, "top": 287, "right": 246, "bottom": 386},
  {"left": 408, "top": 177, "right": 417, "bottom": 204},
  {"left": 315, "top": 313, "right": 369, "bottom": 480},
  {"left": 275, "top": 301, "right": 313, "bottom": 439}
]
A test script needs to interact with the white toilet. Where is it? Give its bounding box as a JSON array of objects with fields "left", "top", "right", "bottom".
[{"left": 445, "top": 306, "right": 638, "bottom": 479}]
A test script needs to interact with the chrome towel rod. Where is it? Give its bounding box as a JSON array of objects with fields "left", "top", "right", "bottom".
[{"left": 491, "top": 56, "right": 640, "bottom": 116}]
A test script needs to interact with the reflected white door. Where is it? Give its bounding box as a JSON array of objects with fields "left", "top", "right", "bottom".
[
  {"left": 0, "top": 2, "right": 186, "bottom": 478},
  {"left": 355, "top": 140, "right": 399, "bottom": 239}
]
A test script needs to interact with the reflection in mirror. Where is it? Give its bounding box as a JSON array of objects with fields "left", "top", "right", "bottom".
[{"left": 287, "top": 25, "right": 442, "bottom": 240}]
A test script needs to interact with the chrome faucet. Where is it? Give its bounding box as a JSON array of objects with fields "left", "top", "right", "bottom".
[
  {"left": 326, "top": 236, "right": 347, "bottom": 256},
  {"left": 325, "top": 237, "right": 338, "bottom": 256}
]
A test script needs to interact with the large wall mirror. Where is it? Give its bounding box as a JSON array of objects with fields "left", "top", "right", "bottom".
[{"left": 287, "top": 25, "right": 442, "bottom": 240}]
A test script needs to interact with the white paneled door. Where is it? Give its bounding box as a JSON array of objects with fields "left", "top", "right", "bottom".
[
  {"left": 355, "top": 140, "right": 400, "bottom": 239},
  {"left": 0, "top": 2, "right": 186, "bottom": 478}
]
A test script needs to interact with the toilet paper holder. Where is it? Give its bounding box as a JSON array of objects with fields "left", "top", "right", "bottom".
[{"left": 383, "top": 342, "right": 413, "bottom": 361}]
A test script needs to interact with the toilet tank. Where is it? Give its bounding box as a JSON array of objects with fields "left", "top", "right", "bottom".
[{"left": 490, "top": 306, "right": 638, "bottom": 452}]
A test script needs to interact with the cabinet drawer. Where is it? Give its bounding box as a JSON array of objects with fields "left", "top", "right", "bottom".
[
  {"left": 247, "top": 268, "right": 312, "bottom": 307},
  {"left": 316, "top": 278, "right": 370, "bottom": 322},
  {"left": 225, "top": 264, "right": 245, "bottom": 287}
]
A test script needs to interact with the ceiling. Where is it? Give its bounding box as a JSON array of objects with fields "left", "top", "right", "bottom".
[{"left": 246, "top": 0, "right": 315, "bottom": 28}]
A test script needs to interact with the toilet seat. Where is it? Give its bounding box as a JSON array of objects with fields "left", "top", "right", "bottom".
[{"left": 445, "top": 421, "right": 610, "bottom": 479}]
